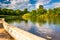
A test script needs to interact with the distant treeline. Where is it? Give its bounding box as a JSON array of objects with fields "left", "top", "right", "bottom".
[
  {"left": 0, "top": 5, "right": 60, "bottom": 16},
  {"left": 0, "top": 8, "right": 29, "bottom": 16}
]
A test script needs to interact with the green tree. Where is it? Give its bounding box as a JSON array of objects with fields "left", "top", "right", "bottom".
[
  {"left": 23, "top": 8, "right": 29, "bottom": 14},
  {"left": 6, "top": 9, "right": 14, "bottom": 15},
  {"left": 53, "top": 8, "right": 60, "bottom": 15},
  {"left": 15, "top": 9, "right": 22, "bottom": 15},
  {"left": 37, "top": 5, "right": 47, "bottom": 15}
]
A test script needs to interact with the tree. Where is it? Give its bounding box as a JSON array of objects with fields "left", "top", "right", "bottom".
[
  {"left": 6, "top": 9, "right": 14, "bottom": 15},
  {"left": 53, "top": 7, "right": 60, "bottom": 15},
  {"left": 31, "top": 10, "right": 36, "bottom": 16},
  {"left": 39, "top": 5, "right": 44, "bottom": 9},
  {"left": 47, "top": 9, "right": 53, "bottom": 15},
  {"left": 15, "top": 9, "right": 22, "bottom": 15},
  {"left": 0, "top": 8, "right": 2, "bottom": 15},
  {"left": 23, "top": 8, "right": 29, "bottom": 14},
  {"left": 37, "top": 5, "right": 47, "bottom": 15}
]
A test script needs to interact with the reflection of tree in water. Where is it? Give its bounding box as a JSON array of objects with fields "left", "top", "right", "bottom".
[
  {"left": 46, "top": 16, "right": 60, "bottom": 25},
  {"left": 29, "top": 16, "right": 60, "bottom": 25},
  {"left": 0, "top": 16, "right": 28, "bottom": 23},
  {"left": 29, "top": 16, "right": 47, "bottom": 25},
  {"left": 5, "top": 19, "right": 21, "bottom": 23},
  {"left": 5, "top": 18, "right": 28, "bottom": 23},
  {"left": 0, "top": 15, "right": 27, "bottom": 23},
  {"left": 30, "top": 16, "right": 37, "bottom": 24},
  {"left": 37, "top": 16, "right": 46, "bottom": 25},
  {"left": 1, "top": 15, "right": 60, "bottom": 25},
  {"left": 53, "top": 16, "right": 60, "bottom": 25}
]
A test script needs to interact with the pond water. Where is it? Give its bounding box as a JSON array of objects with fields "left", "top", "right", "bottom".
[{"left": 5, "top": 16, "right": 60, "bottom": 40}]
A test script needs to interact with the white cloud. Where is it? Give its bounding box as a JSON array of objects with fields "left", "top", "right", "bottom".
[
  {"left": 44, "top": 2, "right": 60, "bottom": 9},
  {"left": 8, "top": 0, "right": 30, "bottom": 9},
  {"left": 0, "top": 0, "right": 31, "bottom": 9},
  {"left": 2, "top": 0, "right": 60, "bottom": 10},
  {"left": 52, "top": 2, "right": 60, "bottom": 8},
  {"left": 35, "top": 0, "right": 51, "bottom": 8},
  {"left": 0, "top": 0, "right": 51, "bottom": 10},
  {"left": 0, "top": 3, "right": 8, "bottom": 8}
]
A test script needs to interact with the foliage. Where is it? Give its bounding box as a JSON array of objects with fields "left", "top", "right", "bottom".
[
  {"left": 0, "top": 8, "right": 29, "bottom": 16},
  {"left": 0, "top": 5, "right": 60, "bottom": 20}
]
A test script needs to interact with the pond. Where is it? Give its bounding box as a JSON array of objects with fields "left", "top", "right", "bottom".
[{"left": 4, "top": 16, "right": 60, "bottom": 40}]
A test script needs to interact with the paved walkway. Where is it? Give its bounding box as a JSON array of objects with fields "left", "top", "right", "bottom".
[
  {"left": 0, "top": 23, "right": 14, "bottom": 40},
  {"left": 0, "top": 28, "right": 14, "bottom": 40}
]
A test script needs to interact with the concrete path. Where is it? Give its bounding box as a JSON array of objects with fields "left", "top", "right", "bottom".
[
  {"left": 0, "top": 23, "right": 14, "bottom": 40},
  {"left": 0, "top": 28, "right": 14, "bottom": 40}
]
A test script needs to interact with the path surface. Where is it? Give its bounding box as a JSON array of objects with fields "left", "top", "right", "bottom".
[
  {"left": 0, "top": 28, "right": 14, "bottom": 40},
  {"left": 0, "top": 23, "right": 14, "bottom": 40}
]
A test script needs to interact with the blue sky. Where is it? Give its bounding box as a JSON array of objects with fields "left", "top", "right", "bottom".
[{"left": 0, "top": 0, "right": 60, "bottom": 11}]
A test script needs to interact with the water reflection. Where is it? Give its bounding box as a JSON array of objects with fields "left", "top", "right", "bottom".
[{"left": 5, "top": 16, "right": 60, "bottom": 40}]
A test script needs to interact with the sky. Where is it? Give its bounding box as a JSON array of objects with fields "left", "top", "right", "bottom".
[{"left": 0, "top": 0, "right": 60, "bottom": 11}]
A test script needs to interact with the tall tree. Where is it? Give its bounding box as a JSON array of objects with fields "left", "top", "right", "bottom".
[
  {"left": 37, "top": 5, "right": 47, "bottom": 15},
  {"left": 23, "top": 8, "right": 29, "bottom": 14},
  {"left": 15, "top": 9, "right": 22, "bottom": 15}
]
